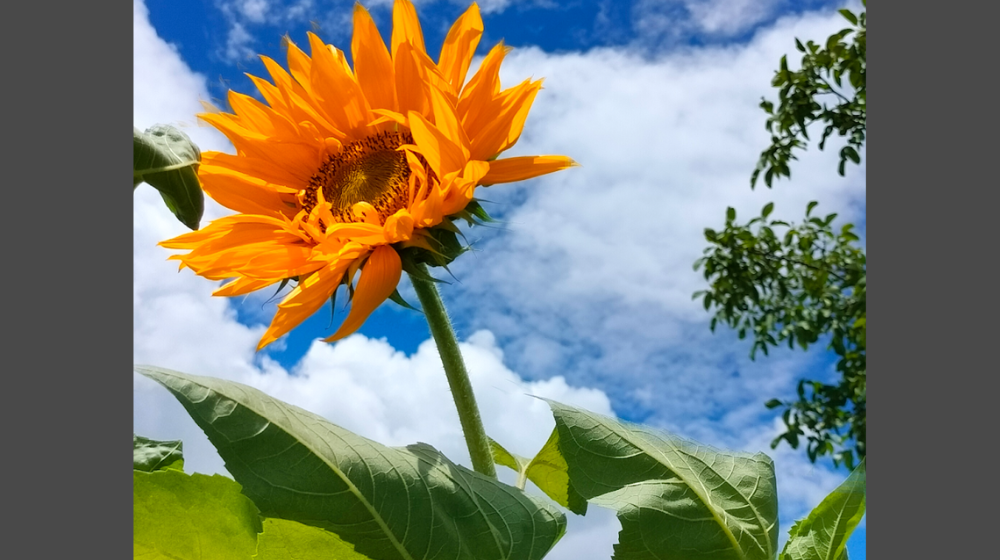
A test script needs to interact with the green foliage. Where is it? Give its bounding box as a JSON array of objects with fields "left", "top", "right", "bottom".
[
  {"left": 133, "top": 124, "right": 204, "bottom": 230},
  {"left": 695, "top": 203, "right": 866, "bottom": 468},
  {"left": 546, "top": 400, "right": 779, "bottom": 560},
  {"left": 491, "top": 430, "right": 589, "bottom": 515},
  {"left": 752, "top": 3, "right": 866, "bottom": 188},
  {"left": 135, "top": 365, "right": 567, "bottom": 560},
  {"left": 256, "top": 518, "right": 370, "bottom": 560},
  {"left": 133, "top": 402, "right": 865, "bottom": 560},
  {"left": 781, "top": 459, "right": 866, "bottom": 560},
  {"left": 134, "top": 469, "right": 262, "bottom": 560},
  {"left": 133, "top": 434, "right": 184, "bottom": 472}
]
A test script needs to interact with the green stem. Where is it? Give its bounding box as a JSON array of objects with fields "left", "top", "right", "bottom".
[{"left": 408, "top": 263, "right": 497, "bottom": 479}]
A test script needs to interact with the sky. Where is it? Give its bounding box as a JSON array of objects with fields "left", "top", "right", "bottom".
[{"left": 133, "top": 0, "right": 867, "bottom": 557}]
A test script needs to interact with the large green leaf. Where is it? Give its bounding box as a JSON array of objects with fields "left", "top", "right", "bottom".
[
  {"left": 133, "top": 124, "right": 203, "bottom": 230},
  {"left": 781, "top": 458, "right": 865, "bottom": 560},
  {"left": 255, "top": 518, "right": 370, "bottom": 560},
  {"left": 491, "top": 430, "right": 588, "bottom": 515},
  {"left": 547, "top": 400, "right": 778, "bottom": 560},
  {"left": 134, "top": 469, "right": 262, "bottom": 560},
  {"left": 134, "top": 433, "right": 185, "bottom": 472},
  {"left": 136, "top": 365, "right": 566, "bottom": 560}
]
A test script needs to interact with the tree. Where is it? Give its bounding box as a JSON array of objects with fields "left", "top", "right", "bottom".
[{"left": 695, "top": 3, "right": 866, "bottom": 469}]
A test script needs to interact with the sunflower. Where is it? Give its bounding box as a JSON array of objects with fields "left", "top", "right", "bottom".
[{"left": 160, "top": 0, "right": 575, "bottom": 351}]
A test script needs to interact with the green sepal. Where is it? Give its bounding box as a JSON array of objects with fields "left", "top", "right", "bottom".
[
  {"left": 399, "top": 253, "right": 449, "bottom": 285},
  {"left": 453, "top": 199, "right": 495, "bottom": 226},
  {"left": 388, "top": 288, "right": 421, "bottom": 312}
]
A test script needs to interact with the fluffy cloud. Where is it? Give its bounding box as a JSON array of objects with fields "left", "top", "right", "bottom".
[
  {"left": 443, "top": 5, "right": 865, "bottom": 523},
  {"left": 632, "top": 0, "right": 784, "bottom": 42},
  {"left": 134, "top": 0, "right": 863, "bottom": 555}
]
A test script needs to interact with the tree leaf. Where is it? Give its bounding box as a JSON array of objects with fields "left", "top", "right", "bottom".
[
  {"left": 134, "top": 469, "right": 262, "bottom": 560},
  {"left": 255, "top": 518, "right": 371, "bottom": 560},
  {"left": 136, "top": 365, "right": 566, "bottom": 560},
  {"left": 781, "top": 458, "right": 865, "bottom": 560},
  {"left": 546, "top": 400, "right": 778, "bottom": 560},
  {"left": 133, "top": 433, "right": 184, "bottom": 472},
  {"left": 762, "top": 202, "right": 775, "bottom": 219},
  {"left": 134, "top": 125, "right": 204, "bottom": 230},
  {"left": 492, "top": 430, "right": 589, "bottom": 515}
]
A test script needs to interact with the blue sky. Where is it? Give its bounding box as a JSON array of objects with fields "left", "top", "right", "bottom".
[{"left": 134, "top": 0, "right": 866, "bottom": 557}]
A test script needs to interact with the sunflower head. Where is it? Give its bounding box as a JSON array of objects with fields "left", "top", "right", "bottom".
[{"left": 160, "top": 0, "right": 576, "bottom": 351}]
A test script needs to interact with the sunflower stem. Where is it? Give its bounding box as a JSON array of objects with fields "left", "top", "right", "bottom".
[{"left": 408, "top": 263, "right": 497, "bottom": 479}]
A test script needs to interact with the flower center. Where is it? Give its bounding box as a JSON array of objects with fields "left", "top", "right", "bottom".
[{"left": 301, "top": 130, "right": 415, "bottom": 223}]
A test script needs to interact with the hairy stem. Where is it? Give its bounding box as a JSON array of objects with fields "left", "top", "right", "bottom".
[{"left": 408, "top": 263, "right": 497, "bottom": 479}]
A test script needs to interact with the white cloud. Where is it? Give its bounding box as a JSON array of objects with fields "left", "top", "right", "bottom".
[
  {"left": 134, "top": 0, "right": 863, "bottom": 555},
  {"left": 686, "top": 0, "right": 780, "bottom": 36},
  {"left": 235, "top": 0, "right": 271, "bottom": 22},
  {"left": 444, "top": 5, "right": 864, "bottom": 522},
  {"left": 224, "top": 21, "right": 257, "bottom": 62},
  {"left": 633, "top": 0, "right": 784, "bottom": 41}
]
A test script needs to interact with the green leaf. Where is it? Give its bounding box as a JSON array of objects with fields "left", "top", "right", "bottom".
[
  {"left": 492, "top": 431, "right": 588, "bottom": 516},
  {"left": 136, "top": 365, "right": 566, "bottom": 560},
  {"left": 762, "top": 202, "right": 775, "bottom": 219},
  {"left": 839, "top": 9, "right": 858, "bottom": 26},
  {"left": 806, "top": 201, "right": 819, "bottom": 216},
  {"left": 255, "top": 518, "right": 370, "bottom": 560},
  {"left": 133, "top": 434, "right": 184, "bottom": 472},
  {"left": 547, "top": 400, "right": 778, "bottom": 560},
  {"left": 134, "top": 125, "right": 204, "bottom": 230},
  {"left": 134, "top": 469, "right": 262, "bottom": 560},
  {"left": 726, "top": 207, "right": 737, "bottom": 222},
  {"left": 490, "top": 437, "right": 530, "bottom": 473},
  {"left": 781, "top": 459, "right": 866, "bottom": 560}
]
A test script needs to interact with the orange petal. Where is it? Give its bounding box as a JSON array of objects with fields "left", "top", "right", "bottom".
[
  {"left": 198, "top": 163, "right": 299, "bottom": 218},
  {"left": 438, "top": 3, "right": 483, "bottom": 94},
  {"left": 326, "top": 245, "right": 402, "bottom": 341},
  {"left": 391, "top": 0, "right": 426, "bottom": 58},
  {"left": 458, "top": 41, "right": 511, "bottom": 137},
  {"left": 427, "top": 83, "right": 470, "bottom": 157},
  {"left": 247, "top": 73, "right": 289, "bottom": 115},
  {"left": 370, "top": 108, "right": 409, "bottom": 128},
  {"left": 322, "top": 222, "right": 386, "bottom": 245},
  {"left": 284, "top": 39, "right": 317, "bottom": 102},
  {"left": 214, "top": 277, "right": 278, "bottom": 297},
  {"left": 352, "top": 4, "right": 397, "bottom": 112},
  {"left": 198, "top": 112, "right": 321, "bottom": 176},
  {"left": 469, "top": 79, "right": 542, "bottom": 161},
  {"left": 441, "top": 160, "right": 489, "bottom": 215},
  {"left": 258, "top": 258, "right": 356, "bottom": 350},
  {"left": 160, "top": 214, "right": 288, "bottom": 248},
  {"left": 260, "top": 55, "right": 343, "bottom": 140},
  {"left": 383, "top": 209, "right": 415, "bottom": 243},
  {"left": 394, "top": 42, "right": 430, "bottom": 117},
  {"left": 408, "top": 110, "right": 467, "bottom": 178},
  {"left": 227, "top": 91, "right": 299, "bottom": 139},
  {"left": 307, "top": 32, "right": 372, "bottom": 137},
  {"left": 203, "top": 151, "right": 306, "bottom": 190},
  {"left": 480, "top": 155, "right": 577, "bottom": 185}
]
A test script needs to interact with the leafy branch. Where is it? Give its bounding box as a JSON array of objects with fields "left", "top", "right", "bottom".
[
  {"left": 752, "top": 3, "right": 866, "bottom": 188},
  {"left": 694, "top": 202, "right": 866, "bottom": 468}
]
